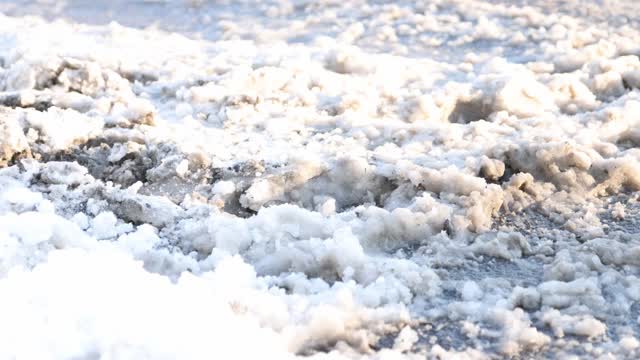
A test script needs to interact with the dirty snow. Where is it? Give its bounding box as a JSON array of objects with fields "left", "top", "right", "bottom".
[{"left": 0, "top": 0, "right": 640, "bottom": 359}]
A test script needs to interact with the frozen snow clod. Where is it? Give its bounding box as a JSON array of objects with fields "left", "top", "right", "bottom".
[
  {"left": 0, "top": 109, "right": 30, "bottom": 166},
  {"left": 470, "top": 231, "right": 530, "bottom": 260},
  {"left": 22, "top": 108, "right": 105, "bottom": 153},
  {"left": 489, "top": 308, "right": 550, "bottom": 356},
  {"left": 510, "top": 286, "right": 541, "bottom": 311},
  {"left": 0, "top": 91, "right": 52, "bottom": 111},
  {"left": 325, "top": 47, "right": 375, "bottom": 75},
  {"left": 111, "top": 194, "right": 184, "bottom": 228},
  {"left": 58, "top": 61, "right": 104, "bottom": 93},
  {"left": 120, "top": 98, "right": 157, "bottom": 126},
  {"left": 542, "top": 310, "right": 607, "bottom": 339},
  {"left": 212, "top": 180, "right": 236, "bottom": 196},
  {"left": 38, "top": 161, "right": 92, "bottom": 185},
  {"left": 240, "top": 158, "right": 324, "bottom": 211},
  {"left": 479, "top": 156, "right": 505, "bottom": 182},
  {"left": 392, "top": 326, "right": 418, "bottom": 352},
  {"left": 489, "top": 73, "right": 557, "bottom": 117}
]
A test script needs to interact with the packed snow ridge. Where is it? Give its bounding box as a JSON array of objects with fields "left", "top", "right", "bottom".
[{"left": 1, "top": 0, "right": 640, "bottom": 359}]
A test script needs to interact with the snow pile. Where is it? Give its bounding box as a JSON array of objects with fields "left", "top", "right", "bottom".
[{"left": 1, "top": 0, "right": 640, "bottom": 358}]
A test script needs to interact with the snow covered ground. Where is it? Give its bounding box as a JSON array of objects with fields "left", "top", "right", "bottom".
[{"left": 1, "top": 0, "right": 640, "bottom": 358}]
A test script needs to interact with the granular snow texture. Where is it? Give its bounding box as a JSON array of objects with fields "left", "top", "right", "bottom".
[{"left": 0, "top": 0, "right": 640, "bottom": 359}]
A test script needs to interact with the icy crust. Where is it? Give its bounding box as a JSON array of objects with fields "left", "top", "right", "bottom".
[{"left": 1, "top": 2, "right": 640, "bottom": 359}]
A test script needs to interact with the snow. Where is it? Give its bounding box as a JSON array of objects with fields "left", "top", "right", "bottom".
[{"left": 0, "top": 0, "right": 639, "bottom": 358}]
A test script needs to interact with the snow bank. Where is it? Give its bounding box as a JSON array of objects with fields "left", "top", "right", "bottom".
[{"left": 1, "top": 0, "right": 640, "bottom": 358}]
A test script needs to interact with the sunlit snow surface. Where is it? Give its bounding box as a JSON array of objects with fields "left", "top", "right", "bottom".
[{"left": 1, "top": 0, "right": 640, "bottom": 358}]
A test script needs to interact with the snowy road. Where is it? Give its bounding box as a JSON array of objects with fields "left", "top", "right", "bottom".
[{"left": 1, "top": 0, "right": 640, "bottom": 359}]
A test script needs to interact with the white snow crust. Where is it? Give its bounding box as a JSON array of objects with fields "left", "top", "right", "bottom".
[{"left": 0, "top": 0, "right": 640, "bottom": 359}]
